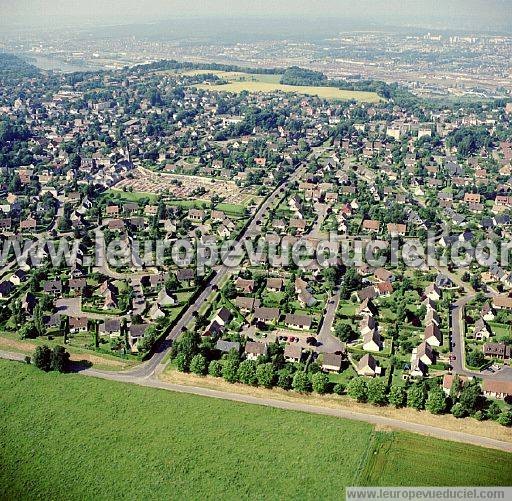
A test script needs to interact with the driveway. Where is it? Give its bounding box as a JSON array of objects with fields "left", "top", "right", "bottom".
[{"left": 316, "top": 291, "right": 345, "bottom": 354}]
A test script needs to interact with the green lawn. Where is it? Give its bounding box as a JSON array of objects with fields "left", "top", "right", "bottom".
[
  {"left": 1, "top": 360, "right": 511, "bottom": 500},
  {"left": 186, "top": 70, "right": 381, "bottom": 103},
  {"left": 359, "top": 431, "right": 512, "bottom": 486}
]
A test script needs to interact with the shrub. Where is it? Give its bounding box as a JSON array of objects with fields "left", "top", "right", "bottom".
[
  {"left": 451, "top": 403, "right": 466, "bottom": 418},
  {"left": 189, "top": 354, "right": 207, "bottom": 376},
  {"left": 311, "top": 372, "right": 329, "bottom": 395},
  {"left": 208, "top": 359, "right": 223, "bottom": 377},
  {"left": 347, "top": 377, "right": 368, "bottom": 402},
  {"left": 333, "top": 383, "right": 345, "bottom": 395},
  {"left": 292, "top": 372, "right": 311, "bottom": 393}
]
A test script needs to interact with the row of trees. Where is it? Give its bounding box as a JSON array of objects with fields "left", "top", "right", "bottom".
[
  {"left": 347, "top": 375, "right": 511, "bottom": 426},
  {"left": 172, "top": 330, "right": 511, "bottom": 427}
]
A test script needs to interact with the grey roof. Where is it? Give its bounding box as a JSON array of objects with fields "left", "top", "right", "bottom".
[{"left": 215, "top": 340, "right": 240, "bottom": 353}]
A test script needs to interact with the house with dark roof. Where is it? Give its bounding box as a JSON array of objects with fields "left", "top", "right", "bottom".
[
  {"left": 284, "top": 313, "right": 312, "bottom": 331},
  {"left": 322, "top": 353, "right": 344, "bottom": 372},
  {"left": 483, "top": 342, "right": 510, "bottom": 360},
  {"left": 357, "top": 354, "right": 380, "bottom": 377},
  {"left": 44, "top": 280, "right": 62, "bottom": 296}
]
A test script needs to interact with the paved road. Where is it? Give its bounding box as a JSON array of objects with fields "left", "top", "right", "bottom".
[
  {"left": 114, "top": 161, "right": 309, "bottom": 378},
  {"left": 316, "top": 290, "right": 345, "bottom": 353},
  {"left": 450, "top": 295, "right": 512, "bottom": 382},
  {"left": 0, "top": 350, "right": 26, "bottom": 362}
]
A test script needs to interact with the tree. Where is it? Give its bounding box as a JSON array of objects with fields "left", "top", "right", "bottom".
[
  {"left": 33, "top": 345, "right": 52, "bottom": 372},
  {"left": 256, "top": 363, "right": 275, "bottom": 388},
  {"left": 208, "top": 360, "right": 223, "bottom": 377},
  {"left": 335, "top": 322, "right": 356, "bottom": 342},
  {"left": 407, "top": 384, "right": 426, "bottom": 410},
  {"left": 311, "top": 372, "right": 330, "bottom": 394},
  {"left": 50, "top": 346, "right": 70, "bottom": 373},
  {"left": 425, "top": 387, "right": 447, "bottom": 415},
  {"left": 459, "top": 382, "right": 482, "bottom": 414},
  {"left": 451, "top": 403, "right": 466, "bottom": 418},
  {"left": 292, "top": 372, "right": 311, "bottom": 393},
  {"left": 222, "top": 359, "right": 239, "bottom": 383},
  {"left": 277, "top": 368, "right": 293, "bottom": 390},
  {"left": 367, "top": 378, "right": 387, "bottom": 406},
  {"left": 486, "top": 401, "right": 502, "bottom": 421},
  {"left": 237, "top": 360, "right": 258, "bottom": 385},
  {"left": 173, "top": 330, "right": 201, "bottom": 364},
  {"left": 449, "top": 375, "right": 463, "bottom": 400},
  {"left": 388, "top": 385, "right": 406, "bottom": 408},
  {"left": 175, "top": 353, "right": 189, "bottom": 372},
  {"left": 466, "top": 350, "right": 485, "bottom": 369},
  {"left": 333, "top": 383, "right": 345, "bottom": 395},
  {"left": 497, "top": 412, "right": 512, "bottom": 427},
  {"left": 347, "top": 377, "right": 368, "bottom": 402},
  {"left": 19, "top": 321, "right": 38, "bottom": 340},
  {"left": 34, "top": 304, "right": 46, "bottom": 337},
  {"left": 190, "top": 354, "right": 207, "bottom": 376}
]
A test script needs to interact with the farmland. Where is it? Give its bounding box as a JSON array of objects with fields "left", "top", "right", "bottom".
[
  {"left": 1, "top": 361, "right": 511, "bottom": 500},
  {"left": 187, "top": 70, "right": 382, "bottom": 103}
]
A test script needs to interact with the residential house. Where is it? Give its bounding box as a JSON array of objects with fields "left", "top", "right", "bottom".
[
  {"left": 482, "top": 380, "right": 512, "bottom": 401},
  {"left": 44, "top": 279, "right": 62, "bottom": 296},
  {"left": 473, "top": 318, "right": 491, "bottom": 341},
  {"left": 415, "top": 341, "right": 436, "bottom": 366},
  {"left": 358, "top": 298, "right": 378, "bottom": 317},
  {"left": 128, "top": 323, "right": 151, "bottom": 351},
  {"left": 284, "top": 344, "right": 303, "bottom": 363},
  {"left": 244, "top": 341, "right": 268, "bottom": 361},
  {"left": 321, "top": 353, "right": 344, "bottom": 373},
  {"left": 442, "top": 374, "right": 469, "bottom": 395},
  {"left": 69, "top": 316, "right": 88, "bottom": 333},
  {"left": 235, "top": 277, "right": 255, "bottom": 293},
  {"left": 235, "top": 296, "right": 261, "bottom": 313},
  {"left": 362, "top": 219, "right": 380, "bottom": 233},
  {"left": 483, "top": 342, "right": 511, "bottom": 360},
  {"left": 284, "top": 313, "right": 312, "bottom": 331},
  {"left": 266, "top": 278, "right": 284, "bottom": 292},
  {"left": 362, "top": 329, "right": 382, "bottom": 352},
  {"left": 357, "top": 354, "right": 381, "bottom": 377},
  {"left": 100, "top": 319, "right": 121, "bottom": 337},
  {"left": 9, "top": 269, "right": 27, "bottom": 286},
  {"left": 424, "top": 323, "right": 442, "bottom": 346},
  {"left": 425, "top": 283, "right": 441, "bottom": 301},
  {"left": 253, "top": 307, "right": 280, "bottom": 326},
  {"left": 213, "top": 307, "right": 232, "bottom": 327},
  {"left": 215, "top": 340, "right": 240, "bottom": 354}
]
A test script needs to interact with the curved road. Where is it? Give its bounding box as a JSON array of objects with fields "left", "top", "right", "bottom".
[{"left": 1, "top": 349, "right": 510, "bottom": 452}]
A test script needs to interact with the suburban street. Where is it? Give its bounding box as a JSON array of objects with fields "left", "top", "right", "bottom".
[
  {"left": 450, "top": 295, "right": 512, "bottom": 382},
  {"left": 105, "top": 160, "right": 309, "bottom": 379}
]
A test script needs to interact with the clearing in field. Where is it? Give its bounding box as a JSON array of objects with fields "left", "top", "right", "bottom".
[
  {"left": 1, "top": 361, "right": 511, "bottom": 500},
  {"left": 187, "top": 70, "right": 382, "bottom": 103}
]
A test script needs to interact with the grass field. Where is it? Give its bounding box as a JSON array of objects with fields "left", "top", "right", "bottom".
[
  {"left": 1, "top": 361, "right": 511, "bottom": 500},
  {"left": 188, "top": 70, "right": 382, "bottom": 103}
]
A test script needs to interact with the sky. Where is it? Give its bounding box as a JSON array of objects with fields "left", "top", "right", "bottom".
[{"left": 1, "top": 0, "right": 511, "bottom": 32}]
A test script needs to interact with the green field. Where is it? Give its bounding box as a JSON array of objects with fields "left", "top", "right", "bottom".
[
  {"left": 1, "top": 361, "right": 511, "bottom": 500},
  {"left": 188, "top": 70, "right": 382, "bottom": 103}
]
